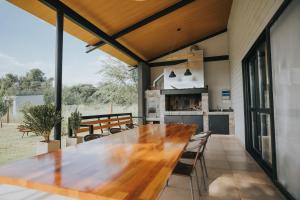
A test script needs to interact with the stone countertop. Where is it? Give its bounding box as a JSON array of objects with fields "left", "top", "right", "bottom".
[
  {"left": 146, "top": 117, "right": 160, "bottom": 121},
  {"left": 164, "top": 111, "right": 203, "bottom": 115},
  {"left": 163, "top": 111, "right": 234, "bottom": 116},
  {"left": 207, "top": 111, "right": 234, "bottom": 115}
]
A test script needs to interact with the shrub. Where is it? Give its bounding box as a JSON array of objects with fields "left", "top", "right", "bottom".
[{"left": 22, "top": 104, "right": 62, "bottom": 142}]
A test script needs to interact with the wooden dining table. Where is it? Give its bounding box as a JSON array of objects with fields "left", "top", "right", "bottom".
[{"left": 0, "top": 124, "right": 197, "bottom": 200}]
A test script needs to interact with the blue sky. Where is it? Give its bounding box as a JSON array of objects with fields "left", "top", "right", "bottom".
[{"left": 0, "top": 1, "right": 120, "bottom": 86}]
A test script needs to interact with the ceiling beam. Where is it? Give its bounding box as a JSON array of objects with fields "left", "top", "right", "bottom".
[
  {"left": 149, "top": 59, "right": 188, "bottom": 67},
  {"left": 204, "top": 55, "right": 229, "bottom": 62},
  {"left": 149, "top": 55, "right": 229, "bottom": 67},
  {"left": 86, "top": 0, "right": 195, "bottom": 53},
  {"left": 129, "top": 54, "right": 229, "bottom": 71},
  {"left": 148, "top": 29, "right": 227, "bottom": 62},
  {"left": 40, "top": 0, "right": 145, "bottom": 63}
]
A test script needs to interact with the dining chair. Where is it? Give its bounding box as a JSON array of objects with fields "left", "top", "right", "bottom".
[
  {"left": 84, "top": 134, "right": 102, "bottom": 141},
  {"left": 190, "top": 130, "right": 212, "bottom": 142},
  {"left": 171, "top": 140, "right": 205, "bottom": 200},
  {"left": 182, "top": 132, "right": 212, "bottom": 191},
  {"left": 109, "top": 128, "right": 122, "bottom": 134},
  {"left": 125, "top": 123, "right": 135, "bottom": 129}
]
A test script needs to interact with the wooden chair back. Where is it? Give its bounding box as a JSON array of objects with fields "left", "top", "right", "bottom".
[{"left": 70, "top": 113, "right": 133, "bottom": 136}]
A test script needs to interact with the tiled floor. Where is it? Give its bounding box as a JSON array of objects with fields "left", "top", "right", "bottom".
[{"left": 159, "top": 135, "right": 285, "bottom": 200}]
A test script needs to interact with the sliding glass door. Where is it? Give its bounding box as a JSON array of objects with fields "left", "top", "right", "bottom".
[
  {"left": 270, "top": 0, "right": 300, "bottom": 198},
  {"left": 243, "top": 1, "right": 299, "bottom": 199},
  {"left": 243, "top": 36, "right": 273, "bottom": 173}
]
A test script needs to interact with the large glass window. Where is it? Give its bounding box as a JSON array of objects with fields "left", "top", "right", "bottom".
[
  {"left": 270, "top": 1, "right": 300, "bottom": 198},
  {"left": 243, "top": 37, "right": 273, "bottom": 171},
  {"left": 257, "top": 44, "right": 270, "bottom": 109}
]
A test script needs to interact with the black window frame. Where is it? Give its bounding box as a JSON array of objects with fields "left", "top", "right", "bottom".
[{"left": 242, "top": 1, "right": 296, "bottom": 200}]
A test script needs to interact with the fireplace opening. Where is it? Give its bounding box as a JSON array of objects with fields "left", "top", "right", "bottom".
[{"left": 165, "top": 94, "right": 202, "bottom": 111}]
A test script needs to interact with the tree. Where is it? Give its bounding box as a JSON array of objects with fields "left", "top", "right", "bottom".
[
  {"left": 19, "top": 69, "right": 46, "bottom": 91},
  {"left": 95, "top": 57, "right": 138, "bottom": 106},
  {"left": 43, "top": 87, "right": 55, "bottom": 104},
  {"left": 0, "top": 69, "right": 54, "bottom": 98},
  {"left": 0, "top": 98, "right": 8, "bottom": 128},
  {"left": 63, "top": 84, "right": 97, "bottom": 105},
  {"left": 0, "top": 73, "right": 18, "bottom": 96}
]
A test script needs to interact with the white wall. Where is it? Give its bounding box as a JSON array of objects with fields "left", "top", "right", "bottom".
[
  {"left": 164, "top": 51, "right": 204, "bottom": 89},
  {"left": 205, "top": 60, "right": 231, "bottom": 110},
  {"left": 227, "top": 0, "right": 283, "bottom": 146},
  {"left": 199, "top": 33, "right": 231, "bottom": 110},
  {"left": 12, "top": 95, "right": 44, "bottom": 122},
  {"left": 13, "top": 95, "right": 44, "bottom": 115},
  {"left": 150, "top": 32, "right": 230, "bottom": 110}
]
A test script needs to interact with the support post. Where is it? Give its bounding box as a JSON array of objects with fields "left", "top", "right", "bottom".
[
  {"left": 137, "top": 62, "right": 150, "bottom": 124},
  {"left": 54, "top": 9, "right": 64, "bottom": 141}
]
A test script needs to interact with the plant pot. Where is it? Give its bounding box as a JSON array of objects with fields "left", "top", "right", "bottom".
[
  {"left": 61, "top": 136, "right": 67, "bottom": 149},
  {"left": 66, "top": 136, "right": 83, "bottom": 147},
  {"left": 36, "top": 140, "right": 60, "bottom": 155}
]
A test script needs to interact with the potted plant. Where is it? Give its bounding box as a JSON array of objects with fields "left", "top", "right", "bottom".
[
  {"left": 60, "top": 124, "right": 68, "bottom": 149},
  {"left": 66, "top": 109, "right": 83, "bottom": 146},
  {"left": 21, "top": 104, "right": 62, "bottom": 154}
]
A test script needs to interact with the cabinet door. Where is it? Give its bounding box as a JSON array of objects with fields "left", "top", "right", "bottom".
[
  {"left": 164, "top": 115, "right": 203, "bottom": 133},
  {"left": 182, "top": 115, "right": 203, "bottom": 133},
  {"left": 209, "top": 115, "right": 229, "bottom": 135},
  {"left": 164, "top": 116, "right": 182, "bottom": 124}
]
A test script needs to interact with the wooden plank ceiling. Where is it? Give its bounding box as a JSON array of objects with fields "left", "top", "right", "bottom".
[{"left": 8, "top": 0, "right": 232, "bottom": 66}]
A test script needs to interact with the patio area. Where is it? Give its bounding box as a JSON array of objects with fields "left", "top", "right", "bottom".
[
  {"left": 0, "top": 135, "right": 284, "bottom": 200},
  {"left": 0, "top": 0, "right": 299, "bottom": 199}
]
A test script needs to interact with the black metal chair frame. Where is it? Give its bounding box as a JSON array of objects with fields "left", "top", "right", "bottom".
[
  {"left": 83, "top": 134, "right": 102, "bottom": 142},
  {"left": 183, "top": 131, "right": 212, "bottom": 191},
  {"left": 169, "top": 140, "right": 205, "bottom": 200}
]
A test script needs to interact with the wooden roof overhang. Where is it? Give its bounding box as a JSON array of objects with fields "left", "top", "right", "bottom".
[{"left": 8, "top": 0, "right": 232, "bottom": 66}]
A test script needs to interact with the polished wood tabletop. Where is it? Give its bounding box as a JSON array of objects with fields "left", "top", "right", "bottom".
[{"left": 0, "top": 124, "right": 197, "bottom": 200}]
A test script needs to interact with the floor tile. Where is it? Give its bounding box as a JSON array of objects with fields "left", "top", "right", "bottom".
[
  {"left": 228, "top": 161, "right": 262, "bottom": 171},
  {"left": 238, "top": 182, "right": 283, "bottom": 200},
  {"left": 159, "top": 187, "right": 193, "bottom": 200},
  {"left": 206, "top": 160, "right": 231, "bottom": 170},
  {"left": 226, "top": 155, "right": 254, "bottom": 163},
  {"left": 204, "top": 174, "right": 241, "bottom": 200},
  {"left": 159, "top": 135, "right": 285, "bottom": 200},
  {"left": 205, "top": 153, "right": 228, "bottom": 161},
  {"left": 232, "top": 170, "right": 273, "bottom": 185}
]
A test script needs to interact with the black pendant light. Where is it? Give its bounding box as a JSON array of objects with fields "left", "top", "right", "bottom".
[
  {"left": 184, "top": 60, "right": 192, "bottom": 76},
  {"left": 184, "top": 68, "right": 192, "bottom": 76},
  {"left": 169, "top": 71, "right": 176, "bottom": 78}
]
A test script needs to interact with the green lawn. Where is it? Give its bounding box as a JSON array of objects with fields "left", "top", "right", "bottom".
[{"left": 0, "top": 123, "right": 41, "bottom": 165}]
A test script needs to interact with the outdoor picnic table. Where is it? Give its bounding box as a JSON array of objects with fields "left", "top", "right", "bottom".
[{"left": 0, "top": 124, "right": 197, "bottom": 200}]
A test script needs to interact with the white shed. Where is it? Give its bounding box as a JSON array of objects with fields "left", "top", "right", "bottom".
[{"left": 4, "top": 95, "right": 44, "bottom": 123}]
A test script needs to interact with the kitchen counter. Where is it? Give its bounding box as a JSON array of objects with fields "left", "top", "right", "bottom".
[
  {"left": 164, "top": 111, "right": 203, "bottom": 115},
  {"left": 208, "top": 111, "right": 234, "bottom": 115}
]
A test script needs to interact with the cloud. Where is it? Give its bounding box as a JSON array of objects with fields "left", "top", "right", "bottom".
[{"left": 0, "top": 52, "right": 54, "bottom": 78}]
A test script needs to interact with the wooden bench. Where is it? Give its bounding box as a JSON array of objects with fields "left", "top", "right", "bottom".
[
  {"left": 68, "top": 113, "right": 135, "bottom": 137},
  {"left": 17, "top": 126, "right": 32, "bottom": 138}
]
